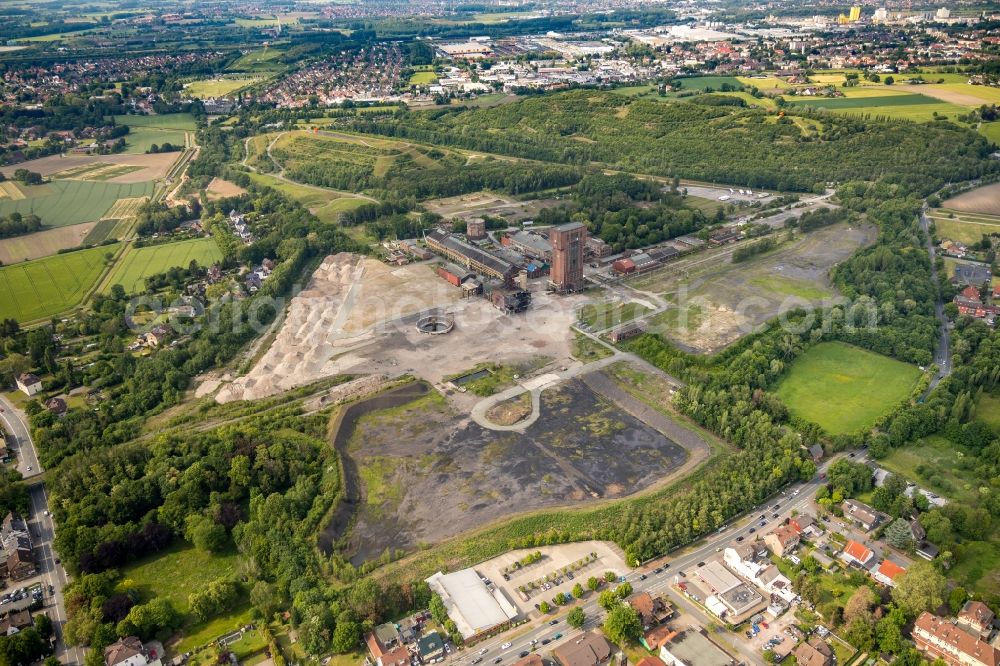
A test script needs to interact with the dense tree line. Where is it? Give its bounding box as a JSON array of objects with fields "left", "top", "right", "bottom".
[
  {"left": 0, "top": 212, "right": 42, "bottom": 239},
  {"left": 349, "top": 90, "right": 998, "bottom": 194}
]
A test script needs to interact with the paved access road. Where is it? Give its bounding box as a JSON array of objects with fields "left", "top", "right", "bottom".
[
  {"left": 0, "top": 393, "right": 84, "bottom": 666},
  {"left": 919, "top": 207, "right": 951, "bottom": 396},
  {"left": 442, "top": 456, "right": 843, "bottom": 666}
]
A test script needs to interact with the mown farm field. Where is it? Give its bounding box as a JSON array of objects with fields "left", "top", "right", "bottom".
[
  {"left": 0, "top": 244, "right": 116, "bottom": 321},
  {"left": 775, "top": 341, "right": 921, "bottom": 435},
  {"left": 102, "top": 237, "right": 222, "bottom": 294}
]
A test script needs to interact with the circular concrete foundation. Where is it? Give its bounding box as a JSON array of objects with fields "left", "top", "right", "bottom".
[{"left": 416, "top": 313, "right": 455, "bottom": 335}]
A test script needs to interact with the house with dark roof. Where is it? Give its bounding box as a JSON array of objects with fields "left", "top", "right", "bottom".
[
  {"left": 627, "top": 592, "right": 673, "bottom": 629},
  {"left": 0, "top": 610, "right": 32, "bottom": 635},
  {"left": 45, "top": 397, "right": 67, "bottom": 416},
  {"left": 15, "top": 373, "right": 41, "bottom": 397},
  {"left": 0, "top": 513, "right": 35, "bottom": 581},
  {"left": 842, "top": 499, "right": 884, "bottom": 532},
  {"left": 553, "top": 632, "right": 613, "bottom": 666},
  {"left": 417, "top": 632, "right": 445, "bottom": 662}
]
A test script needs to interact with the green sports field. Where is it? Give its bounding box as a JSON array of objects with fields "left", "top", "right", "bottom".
[
  {"left": 0, "top": 244, "right": 116, "bottom": 322},
  {"left": 103, "top": 238, "right": 222, "bottom": 294},
  {"left": 776, "top": 341, "right": 921, "bottom": 435},
  {"left": 0, "top": 180, "right": 154, "bottom": 227}
]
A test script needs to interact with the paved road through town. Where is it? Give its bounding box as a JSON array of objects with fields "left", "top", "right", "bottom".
[
  {"left": 0, "top": 393, "right": 83, "bottom": 666},
  {"left": 443, "top": 456, "right": 844, "bottom": 666}
]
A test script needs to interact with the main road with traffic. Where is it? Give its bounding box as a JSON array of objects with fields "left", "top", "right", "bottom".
[
  {"left": 0, "top": 392, "right": 84, "bottom": 666},
  {"left": 443, "top": 456, "right": 842, "bottom": 666}
]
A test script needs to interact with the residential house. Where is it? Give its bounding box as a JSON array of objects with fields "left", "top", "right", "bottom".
[
  {"left": 0, "top": 513, "right": 36, "bottom": 581},
  {"left": 0, "top": 610, "right": 32, "bottom": 636},
  {"left": 957, "top": 601, "right": 996, "bottom": 639},
  {"left": 104, "top": 636, "right": 151, "bottom": 666},
  {"left": 808, "top": 444, "right": 824, "bottom": 462},
  {"left": 643, "top": 625, "right": 679, "bottom": 652},
  {"left": 794, "top": 638, "right": 834, "bottom": 666},
  {"left": 634, "top": 657, "right": 666, "bottom": 666},
  {"left": 842, "top": 499, "right": 884, "bottom": 532},
  {"left": 764, "top": 524, "right": 800, "bottom": 557},
  {"left": 417, "top": 633, "right": 445, "bottom": 663},
  {"left": 15, "top": 373, "right": 42, "bottom": 397},
  {"left": 840, "top": 540, "right": 875, "bottom": 568},
  {"left": 913, "top": 612, "right": 1000, "bottom": 666},
  {"left": 871, "top": 560, "right": 906, "bottom": 587},
  {"left": 627, "top": 592, "right": 673, "bottom": 629},
  {"left": 45, "top": 397, "right": 67, "bottom": 416},
  {"left": 513, "top": 656, "right": 544, "bottom": 666},
  {"left": 366, "top": 623, "right": 403, "bottom": 663},
  {"left": 917, "top": 541, "right": 940, "bottom": 561},
  {"left": 789, "top": 514, "right": 817, "bottom": 536},
  {"left": 552, "top": 632, "right": 613, "bottom": 666},
  {"left": 146, "top": 324, "right": 173, "bottom": 348}
]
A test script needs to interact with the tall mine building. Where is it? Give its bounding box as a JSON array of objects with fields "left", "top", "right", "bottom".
[{"left": 548, "top": 222, "right": 587, "bottom": 293}]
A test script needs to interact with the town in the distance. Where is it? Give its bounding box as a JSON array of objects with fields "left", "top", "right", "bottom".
[{"left": 0, "top": 2, "right": 998, "bottom": 666}]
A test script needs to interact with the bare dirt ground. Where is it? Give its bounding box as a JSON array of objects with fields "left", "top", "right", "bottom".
[
  {"left": 338, "top": 379, "right": 688, "bottom": 564},
  {"left": 637, "top": 223, "right": 877, "bottom": 353},
  {"left": 0, "top": 152, "right": 177, "bottom": 183},
  {"left": 423, "top": 191, "right": 562, "bottom": 223},
  {"left": 212, "top": 252, "right": 590, "bottom": 403},
  {"left": 205, "top": 177, "right": 248, "bottom": 200},
  {"left": 943, "top": 182, "right": 1000, "bottom": 216},
  {"left": 0, "top": 222, "right": 96, "bottom": 264},
  {"left": 902, "top": 84, "right": 986, "bottom": 106},
  {"left": 215, "top": 254, "right": 463, "bottom": 402}
]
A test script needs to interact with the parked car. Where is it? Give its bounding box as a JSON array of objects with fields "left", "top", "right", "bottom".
[
  {"left": 653, "top": 567, "right": 662, "bottom": 574},
  {"left": 735, "top": 536, "right": 744, "bottom": 542},
  {"left": 519, "top": 652, "right": 529, "bottom": 658},
  {"left": 549, "top": 619, "right": 558, "bottom": 625},
  {"left": 639, "top": 574, "right": 647, "bottom": 580}
]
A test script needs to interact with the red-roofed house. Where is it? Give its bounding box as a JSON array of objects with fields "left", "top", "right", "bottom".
[
  {"left": 913, "top": 612, "right": 1000, "bottom": 666},
  {"left": 840, "top": 540, "right": 874, "bottom": 568},
  {"left": 957, "top": 601, "right": 996, "bottom": 638},
  {"left": 764, "top": 524, "right": 800, "bottom": 557},
  {"left": 871, "top": 560, "right": 906, "bottom": 587}
]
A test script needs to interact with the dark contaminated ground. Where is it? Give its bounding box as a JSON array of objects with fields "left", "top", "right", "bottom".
[{"left": 334, "top": 379, "right": 688, "bottom": 564}]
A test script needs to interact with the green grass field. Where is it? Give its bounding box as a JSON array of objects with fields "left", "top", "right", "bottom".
[
  {"left": 776, "top": 341, "right": 921, "bottom": 434},
  {"left": 409, "top": 71, "right": 438, "bottom": 86},
  {"left": 0, "top": 244, "right": 116, "bottom": 322},
  {"left": 115, "top": 113, "right": 198, "bottom": 131},
  {"left": 879, "top": 434, "right": 980, "bottom": 504},
  {"left": 785, "top": 91, "right": 967, "bottom": 122},
  {"left": 675, "top": 76, "right": 743, "bottom": 91},
  {"left": 930, "top": 210, "right": 1000, "bottom": 245},
  {"left": 121, "top": 128, "right": 186, "bottom": 154},
  {"left": 103, "top": 238, "right": 222, "bottom": 294},
  {"left": 975, "top": 392, "right": 1000, "bottom": 433},
  {"left": 119, "top": 542, "right": 241, "bottom": 615},
  {"left": 227, "top": 48, "right": 286, "bottom": 73},
  {"left": 184, "top": 76, "right": 264, "bottom": 99},
  {"left": 313, "top": 197, "right": 370, "bottom": 223},
  {"left": 0, "top": 180, "right": 154, "bottom": 227}
]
